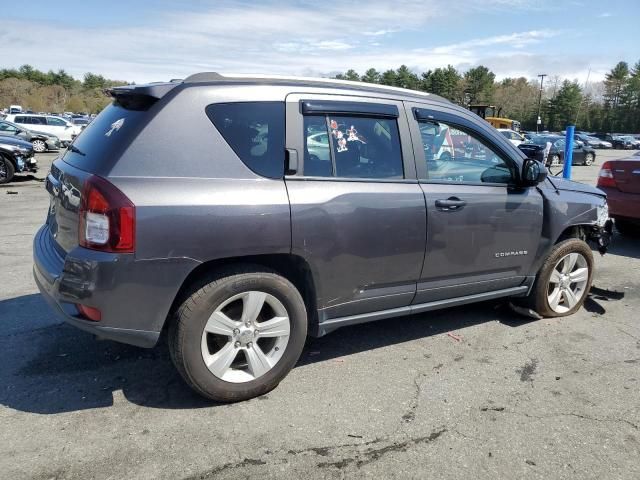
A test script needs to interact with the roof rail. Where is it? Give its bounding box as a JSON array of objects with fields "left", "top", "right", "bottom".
[
  {"left": 182, "top": 71, "right": 434, "bottom": 99},
  {"left": 183, "top": 72, "right": 227, "bottom": 83}
]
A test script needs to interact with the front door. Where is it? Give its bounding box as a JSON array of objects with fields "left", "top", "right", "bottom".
[
  {"left": 285, "top": 94, "right": 426, "bottom": 320},
  {"left": 406, "top": 102, "right": 544, "bottom": 303}
]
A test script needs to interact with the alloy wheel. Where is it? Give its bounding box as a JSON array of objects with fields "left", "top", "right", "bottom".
[
  {"left": 584, "top": 153, "right": 594, "bottom": 166},
  {"left": 0, "top": 160, "right": 6, "bottom": 179},
  {"left": 547, "top": 252, "right": 589, "bottom": 314},
  {"left": 200, "top": 290, "right": 291, "bottom": 383},
  {"left": 32, "top": 140, "right": 46, "bottom": 153}
]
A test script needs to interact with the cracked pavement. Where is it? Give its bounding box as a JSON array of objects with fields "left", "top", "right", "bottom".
[{"left": 1, "top": 151, "right": 639, "bottom": 479}]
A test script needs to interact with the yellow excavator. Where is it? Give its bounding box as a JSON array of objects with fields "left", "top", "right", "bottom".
[{"left": 469, "top": 104, "right": 521, "bottom": 132}]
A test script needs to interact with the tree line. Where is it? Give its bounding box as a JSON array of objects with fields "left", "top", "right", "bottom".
[
  {"left": 334, "top": 61, "right": 640, "bottom": 133},
  {"left": 3, "top": 61, "right": 640, "bottom": 132},
  {"left": 0, "top": 65, "right": 127, "bottom": 114}
]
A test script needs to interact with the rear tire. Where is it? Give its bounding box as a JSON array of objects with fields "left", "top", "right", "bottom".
[
  {"left": 518, "top": 239, "right": 593, "bottom": 318},
  {"left": 584, "top": 153, "right": 594, "bottom": 166},
  {"left": 0, "top": 156, "right": 15, "bottom": 184},
  {"left": 169, "top": 265, "right": 308, "bottom": 402},
  {"left": 32, "top": 139, "right": 47, "bottom": 153}
]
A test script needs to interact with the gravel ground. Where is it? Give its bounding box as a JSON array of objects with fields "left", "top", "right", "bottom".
[{"left": 0, "top": 149, "right": 639, "bottom": 480}]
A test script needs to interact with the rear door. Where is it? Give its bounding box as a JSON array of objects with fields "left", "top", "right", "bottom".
[
  {"left": 285, "top": 93, "right": 426, "bottom": 320},
  {"left": 571, "top": 143, "right": 586, "bottom": 164},
  {"left": 45, "top": 116, "right": 72, "bottom": 140},
  {"left": 406, "top": 101, "right": 544, "bottom": 303}
]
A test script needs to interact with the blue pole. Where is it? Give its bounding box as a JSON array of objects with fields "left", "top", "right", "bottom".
[{"left": 563, "top": 125, "right": 575, "bottom": 179}]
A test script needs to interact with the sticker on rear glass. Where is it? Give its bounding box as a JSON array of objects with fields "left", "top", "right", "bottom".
[{"left": 106, "top": 118, "right": 125, "bottom": 137}]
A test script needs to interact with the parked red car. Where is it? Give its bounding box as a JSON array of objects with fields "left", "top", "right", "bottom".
[{"left": 597, "top": 155, "right": 640, "bottom": 235}]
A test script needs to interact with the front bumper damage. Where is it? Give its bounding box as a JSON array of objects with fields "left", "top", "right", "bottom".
[{"left": 588, "top": 219, "right": 613, "bottom": 255}]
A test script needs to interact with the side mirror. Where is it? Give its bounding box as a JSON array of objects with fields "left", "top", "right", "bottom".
[{"left": 522, "top": 158, "right": 547, "bottom": 186}]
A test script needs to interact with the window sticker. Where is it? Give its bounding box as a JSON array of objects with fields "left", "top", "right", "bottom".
[
  {"left": 346, "top": 125, "right": 366, "bottom": 144},
  {"left": 329, "top": 118, "right": 349, "bottom": 152}
]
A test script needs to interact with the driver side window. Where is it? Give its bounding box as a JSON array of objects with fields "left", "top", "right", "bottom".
[
  {"left": 418, "top": 120, "right": 514, "bottom": 184},
  {"left": 303, "top": 114, "right": 404, "bottom": 179}
]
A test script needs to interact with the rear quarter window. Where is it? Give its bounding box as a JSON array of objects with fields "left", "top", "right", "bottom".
[
  {"left": 205, "top": 102, "right": 285, "bottom": 179},
  {"left": 62, "top": 103, "right": 149, "bottom": 173}
]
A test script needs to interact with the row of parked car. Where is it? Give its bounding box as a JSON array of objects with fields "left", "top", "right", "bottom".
[
  {"left": 0, "top": 113, "right": 94, "bottom": 183},
  {"left": 496, "top": 130, "right": 598, "bottom": 170},
  {"left": 499, "top": 129, "right": 640, "bottom": 150}
]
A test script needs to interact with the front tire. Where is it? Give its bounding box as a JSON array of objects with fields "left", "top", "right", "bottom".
[
  {"left": 0, "top": 156, "right": 15, "bottom": 184},
  {"left": 169, "top": 266, "right": 308, "bottom": 402},
  {"left": 520, "top": 239, "right": 593, "bottom": 318}
]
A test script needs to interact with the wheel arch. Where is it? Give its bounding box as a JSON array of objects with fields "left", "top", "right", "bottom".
[
  {"left": 0, "top": 151, "right": 16, "bottom": 168},
  {"left": 165, "top": 253, "right": 320, "bottom": 336},
  {"left": 555, "top": 224, "right": 589, "bottom": 244}
]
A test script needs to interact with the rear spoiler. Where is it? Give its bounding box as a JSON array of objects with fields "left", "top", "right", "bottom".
[{"left": 104, "top": 81, "right": 181, "bottom": 110}]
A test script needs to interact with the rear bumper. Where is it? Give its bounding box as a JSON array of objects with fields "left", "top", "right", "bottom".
[
  {"left": 601, "top": 187, "right": 640, "bottom": 220},
  {"left": 32, "top": 225, "right": 197, "bottom": 348}
]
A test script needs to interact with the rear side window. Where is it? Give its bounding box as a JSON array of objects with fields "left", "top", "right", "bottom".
[
  {"left": 14, "top": 116, "right": 26, "bottom": 124},
  {"left": 206, "top": 102, "right": 285, "bottom": 179},
  {"left": 303, "top": 114, "right": 404, "bottom": 179},
  {"left": 47, "top": 117, "right": 67, "bottom": 126}
]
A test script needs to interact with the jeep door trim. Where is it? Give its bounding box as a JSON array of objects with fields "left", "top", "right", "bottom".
[
  {"left": 301, "top": 100, "right": 399, "bottom": 118},
  {"left": 317, "top": 285, "right": 529, "bottom": 336}
]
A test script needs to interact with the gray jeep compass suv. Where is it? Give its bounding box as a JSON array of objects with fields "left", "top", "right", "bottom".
[{"left": 33, "top": 73, "right": 612, "bottom": 401}]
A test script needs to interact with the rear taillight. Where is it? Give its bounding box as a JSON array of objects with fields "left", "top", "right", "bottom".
[
  {"left": 597, "top": 161, "right": 617, "bottom": 189},
  {"left": 79, "top": 175, "right": 135, "bottom": 253}
]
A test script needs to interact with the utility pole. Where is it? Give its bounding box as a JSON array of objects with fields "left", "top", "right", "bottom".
[{"left": 537, "top": 74, "right": 547, "bottom": 133}]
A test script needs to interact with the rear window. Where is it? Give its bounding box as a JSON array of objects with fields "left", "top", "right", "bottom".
[
  {"left": 62, "top": 103, "right": 149, "bottom": 173},
  {"left": 47, "top": 117, "right": 67, "bottom": 126},
  {"left": 206, "top": 102, "right": 285, "bottom": 179}
]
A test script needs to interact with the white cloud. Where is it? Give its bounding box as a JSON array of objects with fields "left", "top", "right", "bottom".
[
  {"left": 432, "top": 30, "right": 561, "bottom": 54},
  {"left": 0, "top": 0, "right": 600, "bottom": 83}
]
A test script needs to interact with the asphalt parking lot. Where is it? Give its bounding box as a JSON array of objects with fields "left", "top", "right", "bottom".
[{"left": 1, "top": 150, "right": 639, "bottom": 480}]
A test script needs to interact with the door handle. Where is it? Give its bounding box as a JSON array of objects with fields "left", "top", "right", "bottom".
[{"left": 435, "top": 197, "right": 466, "bottom": 211}]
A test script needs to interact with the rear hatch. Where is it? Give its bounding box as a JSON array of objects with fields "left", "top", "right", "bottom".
[
  {"left": 609, "top": 159, "right": 640, "bottom": 194},
  {"left": 45, "top": 82, "right": 178, "bottom": 254}
]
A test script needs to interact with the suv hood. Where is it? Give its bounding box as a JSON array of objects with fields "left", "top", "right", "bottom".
[{"left": 546, "top": 176, "right": 605, "bottom": 198}]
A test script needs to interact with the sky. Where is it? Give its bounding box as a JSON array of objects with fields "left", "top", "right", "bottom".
[{"left": 3, "top": 0, "right": 639, "bottom": 85}]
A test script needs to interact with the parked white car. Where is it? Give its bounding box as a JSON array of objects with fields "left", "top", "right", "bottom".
[
  {"left": 497, "top": 128, "right": 525, "bottom": 147},
  {"left": 5, "top": 114, "right": 82, "bottom": 144}
]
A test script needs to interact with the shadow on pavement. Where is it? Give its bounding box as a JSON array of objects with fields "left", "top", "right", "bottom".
[
  {"left": 607, "top": 232, "right": 640, "bottom": 260},
  {"left": 0, "top": 285, "right": 623, "bottom": 415}
]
